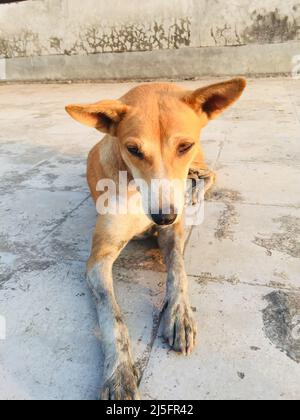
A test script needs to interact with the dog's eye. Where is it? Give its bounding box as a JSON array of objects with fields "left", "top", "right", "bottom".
[
  {"left": 178, "top": 143, "right": 194, "bottom": 156},
  {"left": 127, "top": 146, "right": 144, "bottom": 160}
]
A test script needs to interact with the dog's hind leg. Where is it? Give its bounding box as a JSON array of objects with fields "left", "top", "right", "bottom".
[
  {"left": 87, "top": 214, "right": 151, "bottom": 400},
  {"left": 158, "top": 220, "right": 197, "bottom": 355}
]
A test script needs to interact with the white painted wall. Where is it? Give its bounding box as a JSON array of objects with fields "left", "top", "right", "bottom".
[{"left": 0, "top": 0, "right": 299, "bottom": 59}]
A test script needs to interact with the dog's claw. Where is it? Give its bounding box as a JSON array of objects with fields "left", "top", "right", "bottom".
[
  {"left": 100, "top": 362, "right": 141, "bottom": 400},
  {"left": 163, "top": 301, "right": 197, "bottom": 355}
]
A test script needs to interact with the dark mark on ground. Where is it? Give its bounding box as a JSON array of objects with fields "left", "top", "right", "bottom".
[
  {"left": 0, "top": 258, "right": 56, "bottom": 290},
  {"left": 262, "top": 291, "right": 300, "bottom": 363},
  {"left": 207, "top": 188, "right": 243, "bottom": 203},
  {"left": 195, "top": 272, "right": 240, "bottom": 286},
  {"left": 19, "top": 260, "right": 56, "bottom": 273},
  {"left": 45, "top": 238, "right": 85, "bottom": 261},
  {"left": 254, "top": 216, "right": 300, "bottom": 259},
  {"left": 237, "top": 372, "right": 245, "bottom": 379},
  {"left": 269, "top": 280, "right": 287, "bottom": 289},
  {"left": 215, "top": 203, "right": 238, "bottom": 241},
  {"left": 0, "top": 162, "right": 48, "bottom": 193},
  {"left": 42, "top": 173, "right": 60, "bottom": 183},
  {"left": 206, "top": 188, "right": 242, "bottom": 241},
  {"left": 250, "top": 346, "right": 261, "bottom": 351},
  {"left": 117, "top": 238, "right": 166, "bottom": 273}
]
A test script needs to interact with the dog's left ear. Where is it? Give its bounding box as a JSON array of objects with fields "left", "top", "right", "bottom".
[
  {"left": 65, "top": 100, "right": 131, "bottom": 134},
  {"left": 183, "top": 78, "right": 246, "bottom": 120}
]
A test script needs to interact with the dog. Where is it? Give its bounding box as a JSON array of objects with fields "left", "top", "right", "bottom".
[{"left": 66, "top": 78, "right": 246, "bottom": 400}]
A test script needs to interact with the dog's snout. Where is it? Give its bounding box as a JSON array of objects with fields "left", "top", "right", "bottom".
[{"left": 151, "top": 207, "right": 177, "bottom": 226}]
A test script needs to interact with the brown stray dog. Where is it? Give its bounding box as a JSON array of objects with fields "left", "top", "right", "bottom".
[{"left": 66, "top": 79, "right": 246, "bottom": 400}]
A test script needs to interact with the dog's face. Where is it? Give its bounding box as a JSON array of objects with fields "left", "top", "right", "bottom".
[{"left": 66, "top": 79, "right": 246, "bottom": 225}]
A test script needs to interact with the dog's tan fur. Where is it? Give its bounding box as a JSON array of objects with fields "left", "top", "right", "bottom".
[{"left": 66, "top": 79, "right": 246, "bottom": 400}]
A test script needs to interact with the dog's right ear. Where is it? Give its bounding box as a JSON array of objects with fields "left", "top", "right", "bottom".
[
  {"left": 182, "top": 78, "right": 246, "bottom": 120},
  {"left": 65, "top": 100, "right": 131, "bottom": 134}
]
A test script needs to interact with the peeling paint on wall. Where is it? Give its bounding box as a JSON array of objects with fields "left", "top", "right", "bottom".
[
  {"left": 0, "top": 30, "right": 44, "bottom": 58},
  {"left": 210, "top": 24, "right": 244, "bottom": 47},
  {"left": 243, "top": 9, "right": 299, "bottom": 44},
  {"left": 0, "top": 18, "right": 191, "bottom": 59},
  {"left": 209, "top": 7, "right": 300, "bottom": 47},
  {"left": 0, "top": 0, "right": 299, "bottom": 62}
]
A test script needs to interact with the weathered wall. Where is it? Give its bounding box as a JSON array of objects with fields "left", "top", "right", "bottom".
[{"left": 0, "top": 0, "right": 300, "bottom": 80}]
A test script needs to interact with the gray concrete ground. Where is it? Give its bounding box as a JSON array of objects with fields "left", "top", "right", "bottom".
[{"left": 0, "top": 78, "right": 299, "bottom": 400}]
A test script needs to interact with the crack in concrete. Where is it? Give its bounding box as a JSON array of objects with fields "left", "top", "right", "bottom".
[
  {"left": 39, "top": 194, "right": 91, "bottom": 243},
  {"left": 208, "top": 200, "right": 300, "bottom": 209},
  {"left": 136, "top": 306, "right": 165, "bottom": 384},
  {"left": 190, "top": 274, "right": 300, "bottom": 293}
]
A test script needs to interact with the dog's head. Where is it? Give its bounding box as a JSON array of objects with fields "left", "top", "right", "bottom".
[{"left": 66, "top": 79, "right": 246, "bottom": 225}]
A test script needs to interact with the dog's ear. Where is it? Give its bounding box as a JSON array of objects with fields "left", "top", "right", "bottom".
[
  {"left": 183, "top": 78, "right": 246, "bottom": 120},
  {"left": 65, "top": 100, "right": 131, "bottom": 134}
]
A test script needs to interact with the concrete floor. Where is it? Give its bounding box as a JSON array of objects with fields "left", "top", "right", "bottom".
[{"left": 0, "top": 78, "right": 299, "bottom": 400}]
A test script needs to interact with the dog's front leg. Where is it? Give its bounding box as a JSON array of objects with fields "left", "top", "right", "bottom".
[
  {"left": 158, "top": 220, "right": 197, "bottom": 355},
  {"left": 87, "top": 215, "right": 150, "bottom": 400},
  {"left": 87, "top": 255, "right": 140, "bottom": 400}
]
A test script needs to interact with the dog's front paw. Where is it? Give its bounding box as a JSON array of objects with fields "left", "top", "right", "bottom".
[
  {"left": 163, "top": 301, "right": 197, "bottom": 355},
  {"left": 188, "top": 168, "right": 216, "bottom": 202},
  {"left": 100, "top": 361, "right": 140, "bottom": 400}
]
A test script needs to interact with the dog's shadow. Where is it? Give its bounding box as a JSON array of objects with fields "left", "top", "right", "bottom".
[
  {"left": 1, "top": 208, "right": 167, "bottom": 401},
  {"left": 0, "top": 143, "right": 167, "bottom": 400}
]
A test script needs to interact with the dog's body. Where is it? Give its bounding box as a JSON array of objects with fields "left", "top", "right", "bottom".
[{"left": 66, "top": 80, "right": 246, "bottom": 400}]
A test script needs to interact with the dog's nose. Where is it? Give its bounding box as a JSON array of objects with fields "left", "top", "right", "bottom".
[{"left": 151, "top": 208, "right": 177, "bottom": 226}]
